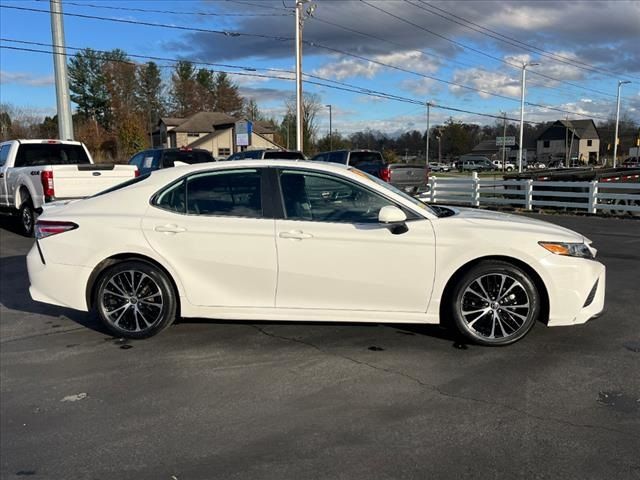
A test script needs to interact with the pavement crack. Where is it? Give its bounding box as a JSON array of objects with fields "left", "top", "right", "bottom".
[{"left": 250, "top": 324, "right": 638, "bottom": 439}]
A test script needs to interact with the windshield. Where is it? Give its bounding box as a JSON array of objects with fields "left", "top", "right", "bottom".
[{"left": 348, "top": 168, "right": 439, "bottom": 217}]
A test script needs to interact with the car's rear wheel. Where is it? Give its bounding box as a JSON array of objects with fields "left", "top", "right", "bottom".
[
  {"left": 451, "top": 261, "right": 540, "bottom": 346},
  {"left": 95, "top": 261, "right": 177, "bottom": 339}
]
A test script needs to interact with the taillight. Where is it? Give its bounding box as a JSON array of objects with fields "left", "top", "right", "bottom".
[
  {"left": 379, "top": 166, "right": 391, "bottom": 182},
  {"left": 134, "top": 168, "right": 140, "bottom": 178},
  {"left": 35, "top": 220, "right": 78, "bottom": 240},
  {"left": 41, "top": 171, "right": 55, "bottom": 200}
]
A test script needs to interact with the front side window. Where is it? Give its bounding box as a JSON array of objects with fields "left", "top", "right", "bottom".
[
  {"left": 279, "top": 170, "right": 394, "bottom": 223},
  {"left": 186, "top": 169, "right": 262, "bottom": 217}
]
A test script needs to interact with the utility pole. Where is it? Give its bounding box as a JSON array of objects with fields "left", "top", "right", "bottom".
[
  {"left": 500, "top": 110, "right": 507, "bottom": 173},
  {"left": 613, "top": 80, "right": 631, "bottom": 168},
  {"left": 518, "top": 62, "right": 538, "bottom": 172},
  {"left": 50, "top": 0, "right": 74, "bottom": 140},
  {"left": 325, "top": 104, "right": 332, "bottom": 150},
  {"left": 294, "top": 0, "right": 315, "bottom": 153},
  {"left": 425, "top": 101, "right": 432, "bottom": 169}
]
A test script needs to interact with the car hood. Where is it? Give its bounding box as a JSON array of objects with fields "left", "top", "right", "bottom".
[{"left": 443, "top": 207, "right": 587, "bottom": 243}]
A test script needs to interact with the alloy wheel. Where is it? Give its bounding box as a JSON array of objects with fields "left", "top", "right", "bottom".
[
  {"left": 100, "top": 270, "right": 164, "bottom": 333},
  {"left": 460, "top": 273, "right": 531, "bottom": 341}
]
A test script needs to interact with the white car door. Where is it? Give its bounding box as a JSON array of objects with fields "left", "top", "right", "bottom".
[
  {"left": 274, "top": 168, "right": 436, "bottom": 312},
  {"left": 141, "top": 168, "right": 278, "bottom": 308}
]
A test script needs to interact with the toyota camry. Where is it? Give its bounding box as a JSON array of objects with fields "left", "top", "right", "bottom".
[{"left": 27, "top": 160, "right": 605, "bottom": 346}]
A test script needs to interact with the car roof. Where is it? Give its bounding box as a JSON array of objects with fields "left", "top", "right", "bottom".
[
  {"left": 148, "top": 159, "right": 348, "bottom": 180},
  {"left": 2, "top": 139, "right": 84, "bottom": 146}
]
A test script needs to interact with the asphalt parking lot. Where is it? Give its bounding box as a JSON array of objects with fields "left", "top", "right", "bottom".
[{"left": 1, "top": 214, "right": 639, "bottom": 480}]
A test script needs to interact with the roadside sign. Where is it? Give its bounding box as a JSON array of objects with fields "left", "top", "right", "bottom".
[
  {"left": 235, "top": 120, "right": 252, "bottom": 147},
  {"left": 496, "top": 136, "right": 516, "bottom": 146}
]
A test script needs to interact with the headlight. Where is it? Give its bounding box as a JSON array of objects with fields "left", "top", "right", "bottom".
[{"left": 539, "top": 241, "right": 595, "bottom": 259}]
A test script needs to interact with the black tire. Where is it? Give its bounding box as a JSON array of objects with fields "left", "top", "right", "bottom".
[
  {"left": 17, "top": 197, "right": 35, "bottom": 237},
  {"left": 94, "top": 260, "right": 177, "bottom": 339},
  {"left": 450, "top": 260, "right": 540, "bottom": 346}
]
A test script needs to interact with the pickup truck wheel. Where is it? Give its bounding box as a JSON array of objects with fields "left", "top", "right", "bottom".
[
  {"left": 95, "top": 261, "right": 177, "bottom": 339},
  {"left": 17, "top": 198, "right": 35, "bottom": 237},
  {"left": 451, "top": 261, "right": 539, "bottom": 346}
]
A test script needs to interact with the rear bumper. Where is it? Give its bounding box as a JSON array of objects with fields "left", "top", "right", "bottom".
[{"left": 27, "top": 244, "right": 91, "bottom": 311}]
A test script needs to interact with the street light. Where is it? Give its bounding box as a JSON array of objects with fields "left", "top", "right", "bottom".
[
  {"left": 518, "top": 62, "right": 538, "bottom": 173},
  {"left": 294, "top": 0, "right": 315, "bottom": 153},
  {"left": 325, "top": 104, "right": 332, "bottom": 150},
  {"left": 613, "top": 80, "right": 631, "bottom": 168}
]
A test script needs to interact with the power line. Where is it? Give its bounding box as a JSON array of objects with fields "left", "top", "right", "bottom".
[
  {"left": 415, "top": 0, "right": 639, "bottom": 82},
  {"left": 40, "top": 0, "right": 292, "bottom": 17},
  {"left": 362, "top": 0, "right": 620, "bottom": 99},
  {"left": 311, "top": 15, "right": 617, "bottom": 103},
  {"left": 0, "top": 43, "right": 549, "bottom": 124},
  {"left": 0, "top": 6, "right": 614, "bottom": 120},
  {"left": 0, "top": 4, "right": 294, "bottom": 42}
]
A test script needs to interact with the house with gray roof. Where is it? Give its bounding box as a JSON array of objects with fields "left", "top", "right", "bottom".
[
  {"left": 152, "top": 112, "right": 282, "bottom": 158},
  {"left": 536, "top": 119, "right": 600, "bottom": 165}
]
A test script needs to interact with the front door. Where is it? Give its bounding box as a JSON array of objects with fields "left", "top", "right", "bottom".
[
  {"left": 141, "top": 168, "right": 277, "bottom": 308},
  {"left": 0, "top": 144, "right": 10, "bottom": 206},
  {"left": 274, "top": 168, "right": 435, "bottom": 312}
]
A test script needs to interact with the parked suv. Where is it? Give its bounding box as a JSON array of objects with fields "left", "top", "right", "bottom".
[
  {"left": 128, "top": 148, "right": 214, "bottom": 175},
  {"left": 311, "top": 149, "right": 429, "bottom": 194},
  {"left": 227, "top": 149, "right": 306, "bottom": 161}
]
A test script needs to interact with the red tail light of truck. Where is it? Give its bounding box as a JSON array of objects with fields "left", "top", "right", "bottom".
[
  {"left": 379, "top": 166, "right": 391, "bottom": 183},
  {"left": 41, "top": 171, "right": 55, "bottom": 200}
]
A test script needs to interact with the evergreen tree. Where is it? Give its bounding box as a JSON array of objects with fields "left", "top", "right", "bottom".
[
  {"left": 195, "top": 68, "right": 216, "bottom": 111},
  {"left": 171, "top": 61, "right": 198, "bottom": 117},
  {"left": 214, "top": 72, "right": 243, "bottom": 115},
  {"left": 68, "top": 48, "right": 110, "bottom": 127}
]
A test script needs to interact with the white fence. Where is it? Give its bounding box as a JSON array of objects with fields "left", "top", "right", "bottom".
[{"left": 420, "top": 172, "right": 640, "bottom": 216}]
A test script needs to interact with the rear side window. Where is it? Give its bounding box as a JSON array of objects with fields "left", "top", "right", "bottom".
[
  {"left": 184, "top": 169, "right": 263, "bottom": 218},
  {"left": 0, "top": 144, "right": 10, "bottom": 166},
  {"left": 14, "top": 143, "right": 91, "bottom": 167},
  {"left": 155, "top": 179, "right": 186, "bottom": 213}
]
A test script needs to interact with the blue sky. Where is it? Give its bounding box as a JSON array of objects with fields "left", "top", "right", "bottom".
[{"left": 1, "top": 0, "right": 639, "bottom": 137}]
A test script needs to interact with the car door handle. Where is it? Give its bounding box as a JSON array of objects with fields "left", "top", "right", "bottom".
[
  {"left": 279, "top": 230, "right": 313, "bottom": 240},
  {"left": 154, "top": 224, "right": 186, "bottom": 233}
]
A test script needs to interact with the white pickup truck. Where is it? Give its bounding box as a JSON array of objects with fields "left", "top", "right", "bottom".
[{"left": 0, "top": 139, "right": 138, "bottom": 236}]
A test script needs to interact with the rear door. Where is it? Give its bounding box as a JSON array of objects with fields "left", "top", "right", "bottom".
[
  {"left": 141, "top": 168, "right": 278, "bottom": 308},
  {"left": 273, "top": 168, "right": 435, "bottom": 312}
]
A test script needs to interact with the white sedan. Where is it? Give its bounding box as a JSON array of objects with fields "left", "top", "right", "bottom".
[{"left": 27, "top": 160, "right": 605, "bottom": 346}]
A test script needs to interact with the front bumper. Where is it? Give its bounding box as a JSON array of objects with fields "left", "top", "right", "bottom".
[{"left": 543, "top": 255, "right": 606, "bottom": 327}]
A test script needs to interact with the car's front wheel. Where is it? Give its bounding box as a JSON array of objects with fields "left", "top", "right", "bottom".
[
  {"left": 451, "top": 260, "right": 540, "bottom": 346},
  {"left": 95, "top": 260, "right": 177, "bottom": 339}
]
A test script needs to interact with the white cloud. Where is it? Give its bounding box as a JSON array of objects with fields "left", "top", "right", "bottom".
[
  {"left": 449, "top": 68, "right": 521, "bottom": 99},
  {"left": 0, "top": 71, "right": 54, "bottom": 87}
]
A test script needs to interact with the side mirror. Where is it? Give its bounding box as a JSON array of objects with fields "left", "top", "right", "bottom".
[{"left": 379, "top": 205, "right": 407, "bottom": 223}]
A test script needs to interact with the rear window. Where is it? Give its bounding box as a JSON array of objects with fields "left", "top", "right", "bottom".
[
  {"left": 15, "top": 143, "right": 91, "bottom": 167},
  {"left": 349, "top": 151, "right": 384, "bottom": 167},
  {"left": 163, "top": 150, "right": 213, "bottom": 166},
  {"left": 263, "top": 151, "right": 305, "bottom": 160}
]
